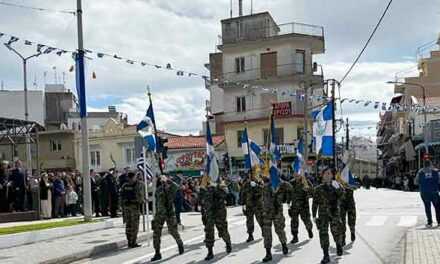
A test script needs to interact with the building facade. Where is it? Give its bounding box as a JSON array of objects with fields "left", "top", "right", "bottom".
[{"left": 206, "top": 11, "right": 325, "bottom": 173}]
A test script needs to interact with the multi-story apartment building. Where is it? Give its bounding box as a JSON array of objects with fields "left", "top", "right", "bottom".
[{"left": 206, "top": 10, "right": 325, "bottom": 172}]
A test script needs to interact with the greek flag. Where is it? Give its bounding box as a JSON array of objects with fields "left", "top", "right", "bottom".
[
  {"left": 312, "top": 101, "right": 334, "bottom": 156},
  {"left": 293, "top": 138, "right": 304, "bottom": 174},
  {"left": 341, "top": 163, "right": 356, "bottom": 187},
  {"left": 136, "top": 156, "right": 154, "bottom": 181},
  {"left": 241, "top": 128, "right": 263, "bottom": 169},
  {"left": 137, "top": 104, "right": 157, "bottom": 152},
  {"left": 205, "top": 121, "right": 219, "bottom": 183},
  {"left": 269, "top": 114, "right": 281, "bottom": 189}
]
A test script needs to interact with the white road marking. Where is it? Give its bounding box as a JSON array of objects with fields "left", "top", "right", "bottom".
[
  {"left": 397, "top": 216, "right": 418, "bottom": 227},
  {"left": 365, "top": 216, "right": 388, "bottom": 226},
  {"left": 122, "top": 218, "right": 246, "bottom": 264}
]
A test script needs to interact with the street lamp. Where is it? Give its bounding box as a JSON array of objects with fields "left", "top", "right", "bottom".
[
  {"left": 386, "top": 81, "right": 428, "bottom": 154},
  {"left": 4, "top": 44, "right": 42, "bottom": 170}
]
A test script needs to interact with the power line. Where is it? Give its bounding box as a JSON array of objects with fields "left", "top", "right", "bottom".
[
  {"left": 339, "top": 0, "right": 394, "bottom": 84},
  {"left": 0, "top": 1, "right": 76, "bottom": 15}
]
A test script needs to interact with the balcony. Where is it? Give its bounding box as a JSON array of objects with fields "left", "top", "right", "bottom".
[{"left": 219, "top": 22, "right": 324, "bottom": 46}]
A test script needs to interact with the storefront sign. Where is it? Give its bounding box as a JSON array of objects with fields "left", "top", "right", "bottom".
[
  {"left": 175, "top": 151, "right": 205, "bottom": 169},
  {"left": 273, "top": 102, "right": 292, "bottom": 117}
]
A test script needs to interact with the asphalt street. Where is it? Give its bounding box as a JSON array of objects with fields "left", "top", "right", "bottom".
[{"left": 74, "top": 189, "right": 424, "bottom": 264}]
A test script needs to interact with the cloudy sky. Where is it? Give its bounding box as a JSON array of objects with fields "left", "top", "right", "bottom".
[{"left": 1, "top": 0, "right": 439, "bottom": 138}]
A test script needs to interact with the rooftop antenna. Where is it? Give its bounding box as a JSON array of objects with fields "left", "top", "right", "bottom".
[
  {"left": 239, "top": 0, "right": 243, "bottom": 16},
  {"left": 251, "top": 0, "right": 253, "bottom": 14},
  {"left": 52, "top": 66, "right": 58, "bottom": 84},
  {"left": 230, "top": 0, "right": 232, "bottom": 18}
]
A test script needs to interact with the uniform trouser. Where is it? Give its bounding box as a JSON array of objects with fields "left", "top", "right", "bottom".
[
  {"left": 262, "top": 211, "right": 287, "bottom": 249},
  {"left": 204, "top": 208, "right": 231, "bottom": 248},
  {"left": 124, "top": 205, "right": 140, "bottom": 246},
  {"left": 421, "top": 192, "right": 440, "bottom": 225},
  {"left": 317, "top": 215, "right": 343, "bottom": 250},
  {"left": 289, "top": 204, "right": 313, "bottom": 236},
  {"left": 152, "top": 214, "right": 183, "bottom": 251},
  {"left": 340, "top": 203, "right": 356, "bottom": 241},
  {"left": 245, "top": 206, "right": 263, "bottom": 235}
]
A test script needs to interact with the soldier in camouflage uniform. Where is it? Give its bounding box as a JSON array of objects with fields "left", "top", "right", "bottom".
[
  {"left": 288, "top": 172, "right": 314, "bottom": 244},
  {"left": 339, "top": 185, "right": 356, "bottom": 245},
  {"left": 312, "top": 168, "right": 344, "bottom": 264},
  {"left": 241, "top": 174, "right": 264, "bottom": 243},
  {"left": 120, "top": 172, "right": 144, "bottom": 248},
  {"left": 150, "top": 175, "right": 184, "bottom": 262},
  {"left": 261, "top": 177, "right": 290, "bottom": 262},
  {"left": 202, "top": 180, "right": 232, "bottom": 261}
]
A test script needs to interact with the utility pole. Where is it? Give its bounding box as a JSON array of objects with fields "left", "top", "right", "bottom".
[
  {"left": 346, "top": 118, "right": 349, "bottom": 150},
  {"left": 4, "top": 44, "right": 42, "bottom": 170},
  {"left": 76, "top": 0, "right": 92, "bottom": 222},
  {"left": 303, "top": 83, "right": 309, "bottom": 176},
  {"left": 331, "top": 80, "right": 337, "bottom": 169}
]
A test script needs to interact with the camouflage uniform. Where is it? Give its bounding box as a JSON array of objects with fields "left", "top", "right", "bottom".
[
  {"left": 261, "top": 181, "right": 290, "bottom": 250},
  {"left": 288, "top": 177, "right": 313, "bottom": 239},
  {"left": 340, "top": 187, "right": 356, "bottom": 242},
  {"left": 312, "top": 183, "right": 344, "bottom": 251},
  {"left": 203, "top": 184, "right": 231, "bottom": 249},
  {"left": 120, "top": 180, "right": 144, "bottom": 247},
  {"left": 241, "top": 180, "right": 264, "bottom": 236},
  {"left": 152, "top": 181, "right": 183, "bottom": 252}
]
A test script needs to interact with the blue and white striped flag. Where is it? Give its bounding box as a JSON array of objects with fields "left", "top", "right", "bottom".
[
  {"left": 136, "top": 156, "right": 154, "bottom": 181},
  {"left": 312, "top": 101, "right": 334, "bottom": 156},
  {"left": 341, "top": 163, "right": 356, "bottom": 187},
  {"left": 241, "top": 128, "right": 263, "bottom": 169},
  {"left": 269, "top": 114, "right": 281, "bottom": 189},
  {"left": 205, "top": 121, "right": 219, "bottom": 183},
  {"left": 137, "top": 104, "right": 157, "bottom": 152},
  {"left": 293, "top": 138, "right": 304, "bottom": 174}
]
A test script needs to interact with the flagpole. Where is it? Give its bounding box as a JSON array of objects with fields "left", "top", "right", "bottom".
[
  {"left": 331, "top": 80, "right": 338, "bottom": 169},
  {"left": 147, "top": 86, "right": 159, "bottom": 216},
  {"left": 142, "top": 146, "right": 151, "bottom": 244}
]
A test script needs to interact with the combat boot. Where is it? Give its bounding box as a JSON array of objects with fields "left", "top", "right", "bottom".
[
  {"left": 150, "top": 250, "right": 162, "bottom": 262},
  {"left": 282, "top": 243, "right": 288, "bottom": 255},
  {"left": 178, "top": 242, "right": 184, "bottom": 255},
  {"left": 337, "top": 244, "right": 343, "bottom": 256},
  {"left": 246, "top": 234, "right": 254, "bottom": 243},
  {"left": 226, "top": 242, "right": 232, "bottom": 253},
  {"left": 321, "top": 248, "right": 330, "bottom": 264},
  {"left": 205, "top": 247, "right": 214, "bottom": 261},
  {"left": 351, "top": 231, "right": 356, "bottom": 242},
  {"left": 307, "top": 229, "right": 314, "bottom": 239},
  {"left": 262, "top": 248, "right": 272, "bottom": 262},
  {"left": 290, "top": 234, "right": 298, "bottom": 244}
]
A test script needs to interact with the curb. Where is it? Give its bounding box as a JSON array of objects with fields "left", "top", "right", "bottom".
[{"left": 40, "top": 227, "right": 174, "bottom": 264}]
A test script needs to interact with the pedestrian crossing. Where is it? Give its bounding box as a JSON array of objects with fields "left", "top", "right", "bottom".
[{"left": 362, "top": 215, "right": 422, "bottom": 228}]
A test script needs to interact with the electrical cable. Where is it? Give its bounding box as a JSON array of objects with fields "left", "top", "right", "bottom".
[
  {"left": 0, "top": 1, "right": 76, "bottom": 15},
  {"left": 339, "top": 0, "right": 394, "bottom": 84}
]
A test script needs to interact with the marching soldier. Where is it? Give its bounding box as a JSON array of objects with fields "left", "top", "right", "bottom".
[
  {"left": 312, "top": 167, "right": 344, "bottom": 264},
  {"left": 336, "top": 175, "right": 357, "bottom": 246},
  {"left": 150, "top": 175, "right": 184, "bottom": 262},
  {"left": 261, "top": 177, "right": 290, "bottom": 262},
  {"left": 241, "top": 174, "right": 264, "bottom": 242},
  {"left": 288, "top": 172, "right": 314, "bottom": 244},
  {"left": 202, "top": 177, "right": 232, "bottom": 261},
  {"left": 120, "top": 172, "right": 144, "bottom": 248}
]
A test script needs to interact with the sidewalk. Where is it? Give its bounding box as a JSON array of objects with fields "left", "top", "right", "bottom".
[
  {"left": 0, "top": 212, "right": 203, "bottom": 264},
  {"left": 397, "top": 226, "right": 440, "bottom": 264}
]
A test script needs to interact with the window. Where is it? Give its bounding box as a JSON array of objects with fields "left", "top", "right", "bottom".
[
  {"left": 50, "top": 139, "right": 62, "bottom": 152},
  {"left": 124, "top": 146, "right": 135, "bottom": 165},
  {"left": 90, "top": 151, "right": 101, "bottom": 168},
  {"left": 263, "top": 128, "right": 284, "bottom": 146},
  {"left": 235, "top": 57, "right": 245, "bottom": 73},
  {"left": 236, "top": 96, "right": 246, "bottom": 112},
  {"left": 237, "top": 130, "right": 244, "bottom": 148},
  {"left": 295, "top": 50, "right": 305, "bottom": 74}
]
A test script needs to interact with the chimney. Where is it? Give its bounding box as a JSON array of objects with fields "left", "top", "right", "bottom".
[{"left": 239, "top": 0, "right": 243, "bottom": 16}]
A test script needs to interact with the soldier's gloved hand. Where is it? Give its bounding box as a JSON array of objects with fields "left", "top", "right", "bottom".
[
  {"left": 250, "top": 181, "right": 256, "bottom": 188},
  {"left": 242, "top": 206, "right": 246, "bottom": 215},
  {"left": 313, "top": 217, "right": 317, "bottom": 223},
  {"left": 332, "top": 180, "right": 341, "bottom": 189}
]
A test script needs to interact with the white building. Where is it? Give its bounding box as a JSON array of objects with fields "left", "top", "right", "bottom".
[
  {"left": 206, "top": 10, "right": 325, "bottom": 172},
  {"left": 0, "top": 90, "right": 45, "bottom": 125}
]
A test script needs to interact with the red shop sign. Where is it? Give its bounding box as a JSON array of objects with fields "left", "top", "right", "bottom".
[{"left": 273, "top": 102, "right": 292, "bottom": 117}]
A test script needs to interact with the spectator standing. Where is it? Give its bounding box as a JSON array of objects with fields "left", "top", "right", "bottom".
[
  {"left": 10, "top": 160, "right": 26, "bottom": 211},
  {"left": 229, "top": 179, "right": 240, "bottom": 206},
  {"left": 415, "top": 159, "right": 440, "bottom": 228},
  {"left": 53, "top": 174, "right": 66, "bottom": 218},
  {"left": 174, "top": 183, "right": 184, "bottom": 225},
  {"left": 0, "top": 161, "right": 9, "bottom": 212},
  {"left": 90, "top": 170, "right": 101, "bottom": 217},
  {"left": 40, "top": 173, "right": 52, "bottom": 219},
  {"left": 65, "top": 185, "right": 79, "bottom": 216}
]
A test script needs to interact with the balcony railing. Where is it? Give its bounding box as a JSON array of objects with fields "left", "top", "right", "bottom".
[{"left": 219, "top": 22, "right": 324, "bottom": 46}]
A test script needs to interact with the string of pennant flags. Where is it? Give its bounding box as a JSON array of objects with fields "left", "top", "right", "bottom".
[{"left": 0, "top": 32, "right": 210, "bottom": 81}]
